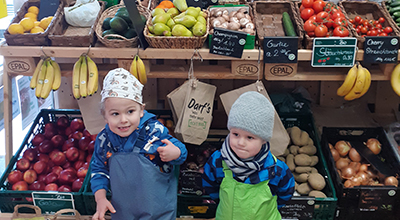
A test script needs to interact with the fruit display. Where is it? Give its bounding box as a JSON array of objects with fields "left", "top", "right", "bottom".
[
  {"left": 209, "top": 6, "right": 255, "bottom": 35},
  {"left": 348, "top": 15, "right": 393, "bottom": 36},
  {"left": 7, "top": 6, "right": 53, "bottom": 34},
  {"left": 71, "top": 55, "right": 99, "bottom": 99},
  {"left": 29, "top": 57, "right": 62, "bottom": 99},
  {"left": 129, "top": 55, "right": 148, "bottom": 85},
  {"left": 390, "top": 62, "right": 400, "bottom": 96},
  {"left": 336, "top": 63, "right": 371, "bottom": 101}
]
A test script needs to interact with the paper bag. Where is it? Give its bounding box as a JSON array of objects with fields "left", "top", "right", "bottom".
[
  {"left": 174, "top": 79, "right": 216, "bottom": 145},
  {"left": 12, "top": 204, "right": 45, "bottom": 220},
  {"left": 166, "top": 80, "right": 190, "bottom": 124},
  {"left": 219, "top": 80, "right": 290, "bottom": 156}
]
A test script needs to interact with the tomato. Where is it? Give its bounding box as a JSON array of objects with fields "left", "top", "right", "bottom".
[
  {"left": 331, "top": 11, "right": 344, "bottom": 20},
  {"left": 360, "top": 26, "right": 368, "bottom": 34},
  {"left": 375, "top": 23, "right": 382, "bottom": 30},
  {"left": 384, "top": 26, "right": 393, "bottom": 34},
  {"left": 355, "top": 27, "right": 360, "bottom": 34},
  {"left": 374, "top": 20, "right": 380, "bottom": 25},
  {"left": 333, "top": 26, "right": 349, "bottom": 37},
  {"left": 314, "top": 24, "right": 328, "bottom": 37},
  {"left": 333, "top": 17, "right": 348, "bottom": 28},
  {"left": 368, "top": 29, "right": 378, "bottom": 36},
  {"left": 379, "top": 17, "right": 385, "bottom": 24},
  {"left": 308, "top": 15, "right": 317, "bottom": 21},
  {"left": 316, "top": 11, "right": 329, "bottom": 23},
  {"left": 349, "top": 19, "right": 354, "bottom": 24},
  {"left": 379, "top": 32, "right": 388, "bottom": 36},
  {"left": 302, "top": 0, "right": 314, "bottom": 8},
  {"left": 300, "top": 5, "right": 305, "bottom": 12},
  {"left": 325, "top": 18, "right": 334, "bottom": 28},
  {"left": 312, "top": 0, "right": 326, "bottom": 13},
  {"left": 304, "top": 19, "right": 317, "bottom": 32},
  {"left": 307, "top": 31, "right": 315, "bottom": 37},
  {"left": 362, "top": 21, "right": 369, "bottom": 27},
  {"left": 301, "top": 8, "right": 315, "bottom": 21},
  {"left": 354, "top": 16, "right": 362, "bottom": 24}
]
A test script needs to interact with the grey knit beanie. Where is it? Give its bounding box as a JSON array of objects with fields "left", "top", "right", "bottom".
[{"left": 227, "top": 91, "right": 275, "bottom": 141}]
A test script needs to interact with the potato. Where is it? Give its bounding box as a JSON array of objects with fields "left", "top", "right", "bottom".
[
  {"left": 289, "top": 145, "right": 300, "bottom": 155},
  {"left": 286, "top": 154, "right": 295, "bottom": 172},
  {"left": 297, "top": 182, "right": 313, "bottom": 195},
  {"left": 307, "top": 137, "right": 314, "bottom": 146},
  {"left": 308, "top": 173, "right": 326, "bottom": 190},
  {"left": 298, "top": 145, "right": 317, "bottom": 155},
  {"left": 289, "top": 126, "right": 309, "bottom": 146},
  {"left": 295, "top": 166, "right": 312, "bottom": 173},
  {"left": 309, "top": 190, "right": 327, "bottom": 198},
  {"left": 282, "top": 148, "right": 290, "bottom": 157},
  {"left": 310, "top": 167, "right": 318, "bottom": 173},
  {"left": 294, "top": 154, "right": 312, "bottom": 166},
  {"left": 310, "top": 156, "right": 319, "bottom": 166},
  {"left": 293, "top": 172, "right": 309, "bottom": 183}
]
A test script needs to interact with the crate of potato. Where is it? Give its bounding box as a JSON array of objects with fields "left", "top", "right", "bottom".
[
  {"left": 278, "top": 113, "right": 337, "bottom": 220},
  {"left": 321, "top": 127, "right": 400, "bottom": 219}
]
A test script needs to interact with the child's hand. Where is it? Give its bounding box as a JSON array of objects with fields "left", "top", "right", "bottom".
[
  {"left": 92, "top": 197, "right": 115, "bottom": 220},
  {"left": 157, "top": 139, "right": 181, "bottom": 162}
]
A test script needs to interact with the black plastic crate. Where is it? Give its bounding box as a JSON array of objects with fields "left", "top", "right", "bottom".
[
  {"left": 321, "top": 127, "right": 400, "bottom": 220},
  {"left": 0, "top": 109, "right": 86, "bottom": 215}
]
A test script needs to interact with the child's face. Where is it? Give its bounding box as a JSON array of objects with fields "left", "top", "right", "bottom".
[
  {"left": 229, "top": 128, "right": 267, "bottom": 160},
  {"left": 103, "top": 97, "right": 144, "bottom": 137}
]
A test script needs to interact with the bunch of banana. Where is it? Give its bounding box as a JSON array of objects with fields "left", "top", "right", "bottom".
[
  {"left": 30, "top": 57, "right": 62, "bottom": 99},
  {"left": 129, "top": 55, "right": 147, "bottom": 85},
  {"left": 336, "top": 63, "right": 371, "bottom": 101},
  {"left": 72, "top": 55, "right": 99, "bottom": 99},
  {"left": 391, "top": 63, "right": 400, "bottom": 96}
]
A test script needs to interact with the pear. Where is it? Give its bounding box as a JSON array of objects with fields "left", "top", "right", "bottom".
[
  {"left": 152, "top": 13, "right": 171, "bottom": 24},
  {"left": 153, "top": 23, "right": 171, "bottom": 36},
  {"left": 147, "top": 24, "right": 154, "bottom": 34},
  {"left": 192, "top": 21, "right": 206, "bottom": 36},
  {"left": 196, "top": 15, "right": 206, "bottom": 25},
  {"left": 151, "top": 8, "right": 165, "bottom": 17},
  {"left": 172, "top": 24, "right": 193, "bottom": 37},
  {"left": 185, "top": 7, "right": 201, "bottom": 18},
  {"left": 163, "top": 30, "right": 172, "bottom": 36},
  {"left": 167, "top": 18, "right": 176, "bottom": 29},
  {"left": 167, "top": 7, "right": 180, "bottom": 18},
  {"left": 174, "top": 15, "right": 197, "bottom": 28},
  {"left": 173, "top": 0, "right": 188, "bottom": 12}
]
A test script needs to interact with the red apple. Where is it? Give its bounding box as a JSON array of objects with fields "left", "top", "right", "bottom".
[
  {"left": 44, "top": 122, "right": 57, "bottom": 133},
  {"left": 66, "top": 147, "right": 80, "bottom": 162},
  {"left": 82, "top": 162, "right": 90, "bottom": 169},
  {"left": 50, "top": 150, "right": 67, "bottom": 166},
  {"left": 44, "top": 172, "right": 58, "bottom": 184},
  {"left": 23, "top": 169, "right": 37, "bottom": 184},
  {"left": 86, "top": 153, "right": 93, "bottom": 162},
  {"left": 37, "top": 153, "right": 50, "bottom": 163},
  {"left": 29, "top": 180, "right": 46, "bottom": 191},
  {"left": 77, "top": 150, "right": 87, "bottom": 162},
  {"left": 58, "top": 185, "right": 72, "bottom": 192},
  {"left": 56, "top": 116, "right": 70, "bottom": 128},
  {"left": 38, "top": 140, "right": 54, "bottom": 154},
  {"left": 87, "top": 140, "right": 95, "bottom": 155},
  {"left": 73, "top": 161, "right": 85, "bottom": 171},
  {"left": 70, "top": 131, "right": 83, "bottom": 141},
  {"left": 7, "top": 170, "right": 23, "bottom": 185},
  {"left": 44, "top": 129, "right": 57, "bottom": 140},
  {"left": 44, "top": 183, "right": 58, "bottom": 191},
  {"left": 78, "top": 136, "right": 91, "bottom": 151},
  {"left": 47, "top": 160, "right": 55, "bottom": 169},
  {"left": 62, "top": 138, "right": 77, "bottom": 152},
  {"left": 70, "top": 118, "right": 84, "bottom": 132},
  {"left": 33, "top": 161, "right": 48, "bottom": 175},
  {"left": 51, "top": 166, "right": 63, "bottom": 177},
  {"left": 12, "top": 180, "right": 28, "bottom": 191},
  {"left": 22, "top": 148, "right": 38, "bottom": 162},
  {"left": 31, "top": 133, "right": 45, "bottom": 147},
  {"left": 57, "top": 128, "right": 66, "bottom": 137},
  {"left": 91, "top": 134, "right": 97, "bottom": 141},
  {"left": 72, "top": 178, "right": 84, "bottom": 192},
  {"left": 49, "top": 149, "right": 59, "bottom": 160},
  {"left": 76, "top": 167, "right": 88, "bottom": 178},
  {"left": 64, "top": 167, "right": 76, "bottom": 175},
  {"left": 82, "top": 129, "right": 91, "bottom": 138},
  {"left": 37, "top": 174, "right": 47, "bottom": 182},
  {"left": 65, "top": 127, "right": 73, "bottom": 137},
  {"left": 16, "top": 158, "right": 30, "bottom": 172},
  {"left": 51, "top": 135, "right": 66, "bottom": 149},
  {"left": 62, "top": 161, "right": 72, "bottom": 169},
  {"left": 59, "top": 170, "right": 76, "bottom": 185}
]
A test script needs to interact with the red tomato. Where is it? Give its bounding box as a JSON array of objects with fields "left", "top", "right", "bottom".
[
  {"left": 301, "top": 8, "right": 315, "bottom": 21},
  {"left": 333, "top": 26, "right": 349, "bottom": 37},
  {"left": 333, "top": 17, "right": 348, "bottom": 28},
  {"left": 314, "top": 24, "right": 328, "bottom": 37},
  {"left": 312, "top": 0, "right": 326, "bottom": 13},
  {"left": 349, "top": 19, "right": 354, "bottom": 24},
  {"left": 375, "top": 24, "right": 382, "bottom": 30},
  {"left": 360, "top": 26, "right": 368, "bottom": 34},
  {"left": 379, "top": 32, "right": 388, "bottom": 36},
  {"left": 325, "top": 19, "right": 334, "bottom": 29},
  {"left": 302, "top": 0, "right": 314, "bottom": 8},
  {"left": 379, "top": 17, "right": 385, "bottom": 24},
  {"left": 384, "top": 26, "right": 393, "bottom": 34},
  {"left": 362, "top": 21, "right": 370, "bottom": 28},
  {"left": 308, "top": 15, "right": 317, "bottom": 21},
  {"left": 307, "top": 31, "right": 316, "bottom": 37},
  {"left": 331, "top": 11, "right": 344, "bottom": 20},
  {"left": 304, "top": 19, "right": 317, "bottom": 32},
  {"left": 368, "top": 29, "right": 378, "bottom": 36},
  {"left": 300, "top": 5, "right": 305, "bottom": 12},
  {"left": 316, "top": 11, "right": 329, "bottom": 23},
  {"left": 354, "top": 16, "right": 362, "bottom": 24},
  {"left": 355, "top": 27, "right": 361, "bottom": 34}
]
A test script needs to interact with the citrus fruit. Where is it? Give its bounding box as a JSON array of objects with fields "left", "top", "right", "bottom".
[
  {"left": 24, "top": 12, "right": 37, "bottom": 21},
  {"left": 20, "top": 18, "right": 35, "bottom": 32},
  {"left": 8, "top": 23, "right": 24, "bottom": 34},
  {"left": 39, "top": 16, "right": 53, "bottom": 30},
  {"left": 34, "top": 21, "right": 40, "bottom": 26},
  {"left": 30, "top": 26, "right": 44, "bottom": 33},
  {"left": 27, "top": 6, "right": 39, "bottom": 15}
]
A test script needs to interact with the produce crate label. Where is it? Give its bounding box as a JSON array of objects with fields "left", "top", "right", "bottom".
[
  {"left": 263, "top": 37, "right": 298, "bottom": 64},
  {"left": 363, "top": 36, "right": 399, "bottom": 63},
  {"left": 358, "top": 188, "right": 397, "bottom": 212},
  {"left": 312, "top": 38, "right": 357, "bottom": 67},
  {"left": 32, "top": 192, "right": 75, "bottom": 214},
  {"left": 279, "top": 197, "right": 315, "bottom": 219},
  {"left": 210, "top": 28, "right": 246, "bottom": 58}
]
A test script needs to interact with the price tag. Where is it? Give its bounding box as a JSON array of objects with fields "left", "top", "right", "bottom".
[
  {"left": 187, "top": 0, "right": 216, "bottom": 9},
  {"left": 279, "top": 197, "right": 315, "bottom": 220},
  {"left": 363, "top": 36, "right": 399, "bottom": 63},
  {"left": 210, "top": 28, "right": 247, "bottom": 58},
  {"left": 263, "top": 37, "right": 298, "bottom": 63},
  {"left": 358, "top": 188, "right": 397, "bottom": 212},
  {"left": 312, "top": 37, "right": 357, "bottom": 67},
  {"left": 38, "top": 0, "right": 59, "bottom": 20},
  {"left": 32, "top": 192, "right": 75, "bottom": 214}
]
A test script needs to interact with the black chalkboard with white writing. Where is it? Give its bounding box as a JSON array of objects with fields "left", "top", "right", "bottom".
[
  {"left": 363, "top": 36, "right": 399, "bottom": 63},
  {"left": 210, "top": 28, "right": 247, "bottom": 58},
  {"left": 263, "top": 37, "right": 298, "bottom": 63},
  {"left": 187, "top": 0, "right": 217, "bottom": 9},
  {"left": 279, "top": 197, "right": 315, "bottom": 220}
]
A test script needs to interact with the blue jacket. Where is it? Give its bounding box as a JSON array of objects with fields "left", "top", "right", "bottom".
[
  {"left": 202, "top": 149, "right": 295, "bottom": 209},
  {"left": 90, "top": 111, "right": 187, "bottom": 193}
]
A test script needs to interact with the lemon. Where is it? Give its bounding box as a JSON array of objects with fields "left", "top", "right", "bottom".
[
  {"left": 24, "top": 12, "right": 37, "bottom": 21},
  {"left": 8, "top": 23, "right": 24, "bottom": 35},
  {"left": 28, "top": 6, "right": 39, "bottom": 15},
  {"left": 39, "top": 16, "right": 53, "bottom": 30},
  {"left": 19, "top": 18, "right": 35, "bottom": 32},
  {"left": 34, "top": 21, "right": 40, "bottom": 26},
  {"left": 30, "top": 26, "right": 44, "bottom": 33}
]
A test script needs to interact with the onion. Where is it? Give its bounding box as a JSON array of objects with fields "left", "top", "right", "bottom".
[
  {"left": 341, "top": 166, "right": 356, "bottom": 179},
  {"left": 329, "top": 143, "right": 334, "bottom": 149},
  {"left": 330, "top": 148, "right": 340, "bottom": 162},
  {"left": 349, "top": 148, "right": 362, "bottom": 162},
  {"left": 335, "top": 140, "right": 351, "bottom": 157},
  {"left": 384, "top": 176, "right": 398, "bottom": 187},
  {"left": 336, "top": 157, "right": 350, "bottom": 170},
  {"left": 355, "top": 171, "right": 369, "bottom": 185},
  {"left": 349, "top": 161, "right": 361, "bottom": 172},
  {"left": 366, "top": 138, "right": 381, "bottom": 155},
  {"left": 350, "top": 176, "right": 362, "bottom": 186},
  {"left": 365, "top": 169, "right": 378, "bottom": 179},
  {"left": 344, "top": 179, "right": 353, "bottom": 188},
  {"left": 359, "top": 164, "right": 370, "bottom": 172}
]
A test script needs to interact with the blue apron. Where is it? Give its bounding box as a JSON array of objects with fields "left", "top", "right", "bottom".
[{"left": 108, "top": 124, "right": 177, "bottom": 220}]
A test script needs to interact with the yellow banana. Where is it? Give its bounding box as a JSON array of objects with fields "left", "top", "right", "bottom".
[
  {"left": 357, "top": 67, "right": 371, "bottom": 98},
  {"left": 391, "top": 63, "right": 400, "bottom": 96},
  {"left": 130, "top": 55, "right": 139, "bottom": 80},
  {"left": 87, "top": 56, "right": 99, "bottom": 96},
  {"left": 30, "top": 58, "right": 44, "bottom": 89},
  {"left": 40, "top": 60, "right": 55, "bottom": 99},
  {"left": 337, "top": 63, "right": 358, "bottom": 97},
  {"left": 35, "top": 59, "right": 48, "bottom": 98},
  {"left": 51, "top": 60, "right": 61, "bottom": 91},
  {"left": 79, "top": 56, "right": 88, "bottom": 98},
  {"left": 72, "top": 56, "right": 82, "bottom": 99},
  {"left": 137, "top": 56, "right": 147, "bottom": 85},
  {"left": 344, "top": 64, "right": 367, "bottom": 101}
]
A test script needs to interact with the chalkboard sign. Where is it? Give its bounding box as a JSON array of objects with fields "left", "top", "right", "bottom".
[
  {"left": 363, "top": 36, "right": 399, "bottom": 63},
  {"left": 38, "top": 0, "right": 59, "bottom": 20},
  {"left": 312, "top": 38, "right": 357, "bottom": 67},
  {"left": 263, "top": 37, "right": 299, "bottom": 63},
  {"left": 279, "top": 197, "right": 315, "bottom": 220},
  {"left": 210, "top": 28, "right": 247, "bottom": 58},
  {"left": 124, "top": 0, "right": 149, "bottom": 49},
  {"left": 32, "top": 192, "right": 75, "bottom": 214},
  {"left": 187, "top": 0, "right": 217, "bottom": 9},
  {"left": 359, "top": 188, "right": 397, "bottom": 212}
]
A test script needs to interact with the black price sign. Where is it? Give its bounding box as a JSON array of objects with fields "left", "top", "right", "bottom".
[
  {"left": 38, "top": 0, "right": 59, "bottom": 20},
  {"left": 263, "top": 37, "right": 298, "bottom": 63},
  {"left": 312, "top": 37, "right": 357, "bottom": 67},
  {"left": 32, "top": 192, "right": 75, "bottom": 214},
  {"left": 363, "top": 36, "right": 399, "bottom": 63},
  {"left": 359, "top": 188, "right": 397, "bottom": 212},
  {"left": 279, "top": 197, "right": 315, "bottom": 220},
  {"left": 187, "top": 0, "right": 216, "bottom": 9},
  {"left": 210, "top": 28, "right": 247, "bottom": 58}
]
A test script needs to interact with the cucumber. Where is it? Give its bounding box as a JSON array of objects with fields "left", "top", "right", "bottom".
[
  {"left": 389, "top": 5, "right": 400, "bottom": 13},
  {"left": 282, "top": 12, "right": 297, "bottom": 37},
  {"left": 396, "top": 17, "right": 400, "bottom": 23},
  {"left": 393, "top": 11, "right": 400, "bottom": 17},
  {"left": 390, "top": 1, "right": 400, "bottom": 7}
]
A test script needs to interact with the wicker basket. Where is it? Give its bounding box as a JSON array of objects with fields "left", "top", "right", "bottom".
[
  {"left": 253, "top": 1, "right": 304, "bottom": 48},
  {"left": 95, "top": 1, "right": 151, "bottom": 48},
  {"left": 48, "top": 1, "right": 106, "bottom": 47},
  {"left": 339, "top": 0, "right": 400, "bottom": 49},
  {"left": 144, "top": 10, "right": 209, "bottom": 49},
  {"left": 381, "top": 1, "right": 400, "bottom": 33},
  {"left": 4, "top": 0, "right": 64, "bottom": 46}
]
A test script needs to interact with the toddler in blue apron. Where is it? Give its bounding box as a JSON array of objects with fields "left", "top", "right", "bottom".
[
  {"left": 90, "top": 68, "right": 188, "bottom": 220},
  {"left": 202, "top": 91, "right": 295, "bottom": 220}
]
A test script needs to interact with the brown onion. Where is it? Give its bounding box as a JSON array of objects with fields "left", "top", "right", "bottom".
[
  {"left": 329, "top": 143, "right": 334, "bottom": 149},
  {"left": 350, "top": 176, "right": 362, "bottom": 186},
  {"left": 330, "top": 148, "right": 340, "bottom": 162},
  {"left": 336, "top": 157, "right": 350, "bottom": 170},
  {"left": 344, "top": 179, "right": 354, "bottom": 188},
  {"left": 366, "top": 138, "right": 381, "bottom": 155},
  {"left": 349, "top": 162, "right": 361, "bottom": 173},
  {"left": 359, "top": 164, "right": 370, "bottom": 172},
  {"left": 349, "top": 148, "right": 362, "bottom": 162},
  {"left": 355, "top": 171, "right": 370, "bottom": 185},
  {"left": 384, "top": 176, "right": 398, "bottom": 187},
  {"left": 341, "top": 166, "right": 356, "bottom": 179},
  {"left": 335, "top": 140, "right": 351, "bottom": 157}
]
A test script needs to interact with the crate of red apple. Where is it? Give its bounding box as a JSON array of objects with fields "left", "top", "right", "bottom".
[{"left": 0, "top": 109, "right": 94, "bottom": 214}]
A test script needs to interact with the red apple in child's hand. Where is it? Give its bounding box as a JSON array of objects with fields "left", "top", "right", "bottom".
[
  {"left": 31, "top": 133, "right": 45, "bottom": 147},
  {"left": 38, "top": 140, "right": 54, "bottom": 154},
  {"left": 70, "top": 118, "right": 84, "bottom": 132},
  {"left": 72, "top": 178, "right": 84, "bottom": 192},
  {"left": 23, "top": 148, "right": 38, "bottom": 162},
  {"left": 77, "top": 167, "right": 88, "bottom": 178},
  {"left": 59, "top": 170, "right": 76, "bottom": 185},
  {"left": 12, "top": 180, "right": 28, "bottom": 191},
  {"left": 29, "top": 180, "right": 46, "bottom": 191},
  {"left": 33, "top": 161, "right": 48, "bottom": 175},
  {"left": 51, "top": 135, "right": 66, "bottom": 149},
  {"left": 58, "top": 185, "right": 72, "bottom": 192},
  {"left": 50, "top": 150, "right": 67, "bottom": 166},
  {"left": 45, "top": 183, "right": 58, "bottom": 191},
  {"left": 44, "top": 172, "right": 58, "bottom": 184},
  {"left": 57, "top": 116, "right": 70, "bottom": 128},
  {"left": 66, "top": 147, "right": 80, "bottom": 162},
  {"left": 16, "top": 158, "right": 30, "bottom": 172},
  {"left": 23, "top": 169, "right": 37, "bottom": 184},
  {"left": 7, "top": 170, "right": 23, "bottom": 185}
]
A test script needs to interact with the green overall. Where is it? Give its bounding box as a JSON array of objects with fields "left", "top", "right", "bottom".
[{"left": 215, "top": 159, "right": 281, "bottom": 220}]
